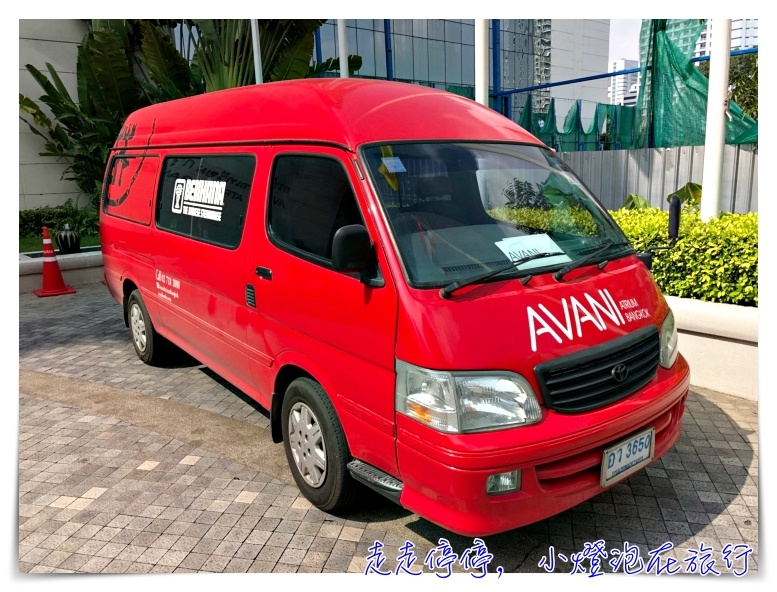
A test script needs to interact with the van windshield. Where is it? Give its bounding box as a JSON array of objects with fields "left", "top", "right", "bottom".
[{"left": 360, "top": 142, "right": 633, "bottom": 289}]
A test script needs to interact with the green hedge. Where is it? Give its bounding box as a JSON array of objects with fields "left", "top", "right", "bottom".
[
  {"left": 489, "top": 206, "right": 597, "bottom": 236},
  {"left": 610, "top": 209, "right": 758, "bottom": 307},
  {"left": 19, "top": 204, "right": 99, "bottom": 238}
]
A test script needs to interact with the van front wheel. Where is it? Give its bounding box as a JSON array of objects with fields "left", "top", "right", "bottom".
[
  {"left": 127, "top": 290, "right": 165, "bottom": 365},
  {"left": 281, "top": 378, "right": 358, "bottom": 512}
]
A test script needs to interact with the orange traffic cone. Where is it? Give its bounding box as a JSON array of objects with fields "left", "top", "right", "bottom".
[{"left": 34, "top": 227, "right": 76, "bottom": 297}]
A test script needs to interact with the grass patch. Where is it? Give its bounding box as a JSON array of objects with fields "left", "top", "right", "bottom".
[{"left": 20, "top": 235, "right": 101, "bottom": 254}]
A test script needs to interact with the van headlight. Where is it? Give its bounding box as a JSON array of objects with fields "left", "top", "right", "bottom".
[
  {"left": 395, "top": 360, "right": 542, "bottom": 433},
  {"left": 659, "top": 309, "right": 679, "bottom": 368}
]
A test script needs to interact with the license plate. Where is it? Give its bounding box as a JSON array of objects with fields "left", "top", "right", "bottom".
[{"left": 601, "top": 428, "right": 655, "bottom": 487}]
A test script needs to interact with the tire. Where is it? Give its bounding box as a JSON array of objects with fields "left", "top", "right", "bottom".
[
  {"left": 281, "top": 377, "right": 359, "bottom": 512},
  {"left": 127, "top": 289, "right": 166, "bottom": 365}
]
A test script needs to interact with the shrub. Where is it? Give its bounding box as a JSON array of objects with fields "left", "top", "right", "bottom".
[
  {"left": 610, "top": 209, "right": 758, "bottom": 307},
  {"left": 19, "top": 202, "right": 100, "bottom": 238},
  {"left": 490, "top": 205, "right": 598, "bottom": 236}
]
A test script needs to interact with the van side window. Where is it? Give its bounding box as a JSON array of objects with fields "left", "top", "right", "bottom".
[
  {"left": 156, "top": 155, "right": 256, "bottom": 249},
  {"left": 104, "top": 155, "right": 160, "bottom": 225},
  {"left": 269, "top": 155, "right": 363, "bottom": 261}
]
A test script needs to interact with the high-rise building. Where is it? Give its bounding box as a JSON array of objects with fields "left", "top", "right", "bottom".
[
  {"left": 693, "top": 19, "right": 758, "bottom": 58},
  {"left": 315, "top": 19, "right": 610, "bottom": 125},
  {"left": 607, "top": 58, "right": 639, "bottom": 105}
]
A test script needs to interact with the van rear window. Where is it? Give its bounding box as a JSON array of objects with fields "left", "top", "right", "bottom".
[
  {"left": 156, "top": 155, "right": 256, "bottom": 249},
  {"left": 104, "top": 156, "right": 160, "bottom": 225}
]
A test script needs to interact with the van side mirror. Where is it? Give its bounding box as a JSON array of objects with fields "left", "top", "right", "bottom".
[
  {"left": 636, "top": 251, "right": 653, "bottom": 270},
  {"left": 332, "top": 224, "right": 372, "bottom": 274},
  {"left": 668, "top": 194, "right": 681, "bottom": 241}
]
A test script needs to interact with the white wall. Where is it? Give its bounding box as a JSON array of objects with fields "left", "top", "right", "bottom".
[
  {"left": 549, "top": 19, "right": 610, "bottom": 128},
  {"left": 19, "top": 20, "right": 88, "bottom": 211}
]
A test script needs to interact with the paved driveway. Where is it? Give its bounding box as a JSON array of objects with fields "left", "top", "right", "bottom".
[{"left": 18, "top": 283, "right": 758, "bottom": 575}]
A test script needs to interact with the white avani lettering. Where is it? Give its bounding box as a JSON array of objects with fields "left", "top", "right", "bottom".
[
  {"left": 528, "top": 306, "right": 563, "bottom": 353},
  {"left": 528, "top": 289, "right": 634, "bottom": 349},
  {"left": 570, "top": 296, "right": 604, "bottom": 337},
  {"left": 605, "top": 289, "right": 627, "bottom": 324},
  {"left": 538, "top": 301, "right": 574, "bottom": 341},
  {"left": 586, "top": 290, "right": 622, "bottom": 328}
]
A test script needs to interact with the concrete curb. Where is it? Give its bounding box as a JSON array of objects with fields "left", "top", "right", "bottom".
[
  {"left": 666, "top": 295, "right": 758, "bottom": 343},
  {"left": 19, "top": 250, "right": 104, "bottom": 293},
  {"left": 666, "top": 296, "right": 758, "bottom": 401}
]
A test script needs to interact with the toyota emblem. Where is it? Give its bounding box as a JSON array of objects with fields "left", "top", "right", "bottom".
[{"left": 611, "top": 364, "right": 629, "bottom": 382}]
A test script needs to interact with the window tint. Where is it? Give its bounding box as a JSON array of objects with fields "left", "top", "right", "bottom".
[
  {"left": 156, "top": 155, "right": 255, "bottom": 248},
  {"left": 269, "top": 155, "right": 363, "bottom": 261},
  {"left": 104, "top": 155, "right": 159, "bottom": 224}
]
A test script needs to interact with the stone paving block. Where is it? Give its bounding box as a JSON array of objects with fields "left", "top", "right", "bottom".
[
  {"left": 179, "top": 552, "right": 208, "bottom": 570},
  {"left": 266, "top": 531, "right": 294, "bottom": 548},
  {"left": 102, "top": 559, "right": 134, "bottom": 573},
  {"left": 190, "top": 538, "right": 220, "bottom": 555},
  {"left": 248, "top": 560, "right": 276, "bottom": 572},
  {"left": 233, "top": 542, "right": 262, "bottom": 560},
  {"left": 81, "top": 556, "right": 112, "bottom": 572},
  {"left": 201, "top": 554, "right": 231, "bottom": 572},
  {"left": 245, "top": 530, "right": 272, "bottom": 546}
]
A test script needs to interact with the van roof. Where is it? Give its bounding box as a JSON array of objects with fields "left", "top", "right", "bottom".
[{"left": 115, "top": 78, "right": 543, "bottom": 152}]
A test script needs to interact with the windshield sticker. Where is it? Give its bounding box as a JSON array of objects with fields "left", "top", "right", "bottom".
[
  {"left": 172, "top": 178, "right": 226, "bottom": 221},
  {"left": 380, "top": 157, "right": 407, "bottom": 174},
  {"left": 494, "top": 235, "right": 571, "bottom": 269}
]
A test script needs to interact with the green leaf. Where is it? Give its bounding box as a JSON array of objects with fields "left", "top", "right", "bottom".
[
  {"left": 25, "top": 64, "right": 61, "bottom": 102},
  {"left": 90, "top": 19, "right": 131, "bottom": 53},
  {"left": 45, "top": 63, "right": 74, "bottom": 103},
  {"left": 139, "top": 21, "right": 191, "bottom": 99},
  {"left": 193, "top": 19, "right": 255, "bottom": 91},
  {"left": 622, "top": 193, "right": 652, "bottom": 209},
  {"left": 87, "top": 30, "right": 138, "bottom": 116},
  {"left": 347, "top": 54, "right": 362, "bottom": 75},
  {"left": 668, "top": 181, "right": 702, "bottom": 209},
  {"left": 19, "top": 95, "right": 52, "bottom": 129},
  {"left": 270, "top": 33, "right": 314, "bottom": 81}
]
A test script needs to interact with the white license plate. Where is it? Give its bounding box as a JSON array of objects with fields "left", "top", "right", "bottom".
[{"left": 601, "top": 427, "right": 655, "bottom": 487}]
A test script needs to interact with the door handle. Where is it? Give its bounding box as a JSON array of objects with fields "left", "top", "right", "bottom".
[{"left": 255, "top": 266, "right": 272, "bottom": 280}]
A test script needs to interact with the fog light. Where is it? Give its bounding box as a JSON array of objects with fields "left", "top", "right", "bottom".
[{"left": 486, "top": 470, "right": 521, "bottom": 495}]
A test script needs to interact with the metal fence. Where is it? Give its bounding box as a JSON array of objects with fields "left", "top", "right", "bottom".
[{"left": 558, "top": 144, "right": 758, "bottom": 213}]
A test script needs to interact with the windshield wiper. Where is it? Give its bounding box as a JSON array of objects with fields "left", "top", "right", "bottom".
[
  {"left": 554, "top": 241, "right": 630, "bottom": 282},
  {"left": 440, "top": 251, "right": 564, "bottom": 299}
]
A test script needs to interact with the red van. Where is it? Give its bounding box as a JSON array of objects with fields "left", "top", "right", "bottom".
[{"left": 100, "top": 79, "right": 689, "bottom": 536}]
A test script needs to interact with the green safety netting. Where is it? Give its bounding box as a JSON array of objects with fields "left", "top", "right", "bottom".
[
  {"left": 636, "top": 19, "right": 757, "bottom": 148},
  {"left": 518, "top": 96, "right": 640, "bottom": 151},
  {"left": 516, "top": 19, "right": 757, "bottom": 151},
  {"left": 517, "top": 96, "right": 557, "bottom": 147}
]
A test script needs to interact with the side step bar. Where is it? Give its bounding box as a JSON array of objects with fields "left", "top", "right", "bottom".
[{"left": 347, "top": 459, "right": 404, "bottom": 504}]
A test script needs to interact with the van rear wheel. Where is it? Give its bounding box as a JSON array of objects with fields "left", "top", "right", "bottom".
[
  {"left": 281, "top": 377, "right": 358, "bottom": 512},
  {"left": 127, "top": 290, "right": 166, "bottom": 365}
]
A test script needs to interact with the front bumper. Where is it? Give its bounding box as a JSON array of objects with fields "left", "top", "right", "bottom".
[{"left": 396, "top": 355, "right": 690, "bottom": 536}]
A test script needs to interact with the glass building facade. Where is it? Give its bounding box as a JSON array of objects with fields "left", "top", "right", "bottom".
[{"left": 315, "top": 20, "right": 543, "bottom": 120}]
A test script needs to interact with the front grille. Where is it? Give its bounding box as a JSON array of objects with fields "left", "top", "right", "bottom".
[{"left": 535, "top": 326, "right": 660, "bottom": 413}]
